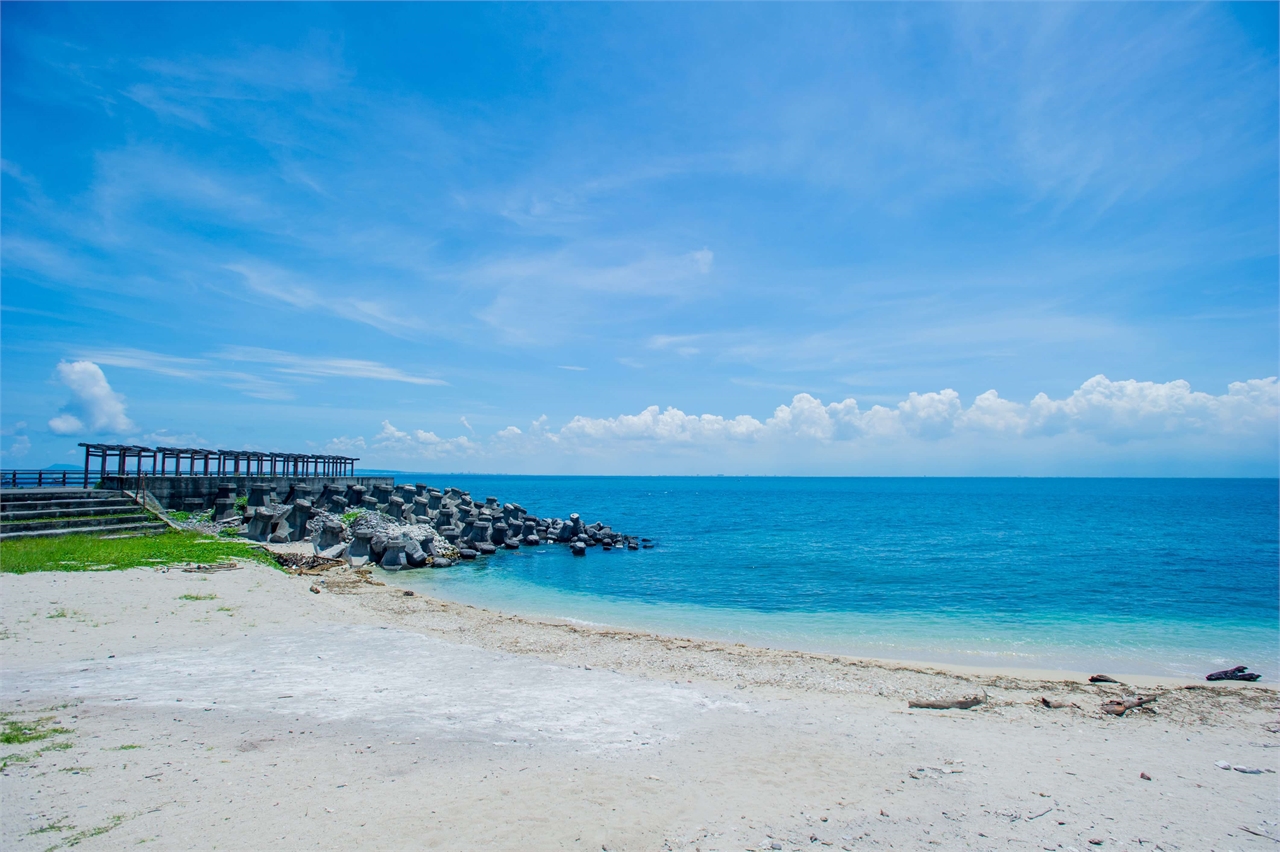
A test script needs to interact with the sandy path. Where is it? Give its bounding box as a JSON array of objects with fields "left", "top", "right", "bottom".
[{"left": 2, "top": 562, "right": 1276, "bottom": 851}]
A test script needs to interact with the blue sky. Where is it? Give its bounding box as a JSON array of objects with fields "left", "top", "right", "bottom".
[{"left": 2, "top": 3, "right": 1277, "bottom": 475}]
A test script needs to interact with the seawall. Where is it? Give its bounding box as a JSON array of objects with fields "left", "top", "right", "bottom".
[{"left": 101, "top": 475, "right": 395, "bottom": 512}]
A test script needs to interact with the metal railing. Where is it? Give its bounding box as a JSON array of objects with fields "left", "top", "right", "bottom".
[{"left": 0, "top": 469, "right": 98, "bottom": 489}]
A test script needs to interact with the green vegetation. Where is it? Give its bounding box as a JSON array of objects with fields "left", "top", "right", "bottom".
[
  {"left": 106, "top": 744, "right": 142, "bottom": 751},
  {"left": 1, "top": 712, "right": 76, "bottom": 771},
  {"left": 234, "top": 495, "right": 248, "bottom": 511},
  {"left": 44, "top": 814, "right": 128, "bottom": 851},
  {"left": 47, "top": 609, "right": 69, "bottom": 619},
  {"left": 0, "top": 531, "right": 276, "bottom": 574},
  {"left": 178, "top": 593, "right": 217, "bottom": 601},
  {"left": 170, "top": 509, "right": 213, "bottom": 523},
  {"left": 30, "top": 817, "right": 72, "bottom": 835},
  {"left": 341, "top": 509, "right": 366, "bottom": 525},
  {"left": 2, "top": 715, "right": 72, "bottom": 745}
]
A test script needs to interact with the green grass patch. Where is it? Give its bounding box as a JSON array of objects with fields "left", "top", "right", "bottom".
[
  {"left": 340, "top": 509, "right": 366, "bottom": 525},
  {"left": 178, "top": 593, "right": 217, "bottom": 601},
  {"left": 29, "top": 817, "right": 73, "bottom": 835},
  {"left": 1, "top": 716, "right": 72, "bottom": 745},
  {"left": 167, "top": 511, "right": 192, "bottom": 522},
  {"left": 0, "top": 531, "right": 276, "bottom": 574},
  {"left": 45, "top": 814, "right": 127, "bottom": 851},
  {"left": 106, "top": 744, "right": 142, "bottom": 751},
  {"left": 47, "top": 609, "right": 69, "bottom": 619}
]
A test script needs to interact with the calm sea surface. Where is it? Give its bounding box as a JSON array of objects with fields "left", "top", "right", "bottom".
[{"left": 380, "top": 476, "right": 1279, "bottom": 680}]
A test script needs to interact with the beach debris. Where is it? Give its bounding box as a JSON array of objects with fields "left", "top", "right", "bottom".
[
  {"left": 402, "top": 590, "right": 415, "bottom": 597},
  {"left": 1088, "top": 839, "right": 1104, "bottom": 846},
  {"left": 1101, "top": 695, "right": 1157, "bottom": 716},
  {"left": 268, "top": 552, "right": 344, "bottom": 575},
  {"left": 1238, "top": 826, "right": 1280, "bottom": 843},
  {"left": 908, "top": 692, "right": 986, "bottom": 710},
  {"left": 1216, "top": 760, "right": 1274, "bottom": 774},
  {"left": 1040, "top": 696, "right": 1081, "bottom": 709},
  {"left": 1206, "top": 665, "right": 1262, "bottom": 682},
  {"left": 1139, "top": 772, "right": 1151, "bottom": 780},
  {"left": 309, "top": 584, "right": 321, "bottom": 594},
  {"left": 1089, "top": 674, "right": 1120, "bottom": 684},
  {"left": 180, "top": 562, "right": 241, "bottom": 573}
]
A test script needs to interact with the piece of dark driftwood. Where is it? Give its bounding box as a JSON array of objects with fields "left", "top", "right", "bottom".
[
  {"left": 1040, "top": 696, "right": 1081, "bottom": 709},
  {"left": 1089, "top": 674, "right": 1120, "bottom": 684},
  {"left": 1101, "top": 695, "right": 1157, "bottom": 716},
  {"left": 1206, "top": 666, "right": 1262, "bottom": 682},
  {"left": 908, "top": 695, "right": 985, "bottom": 710},
  {"left": 1237, "top": 826, "right": 1280, "bottom": 844}
]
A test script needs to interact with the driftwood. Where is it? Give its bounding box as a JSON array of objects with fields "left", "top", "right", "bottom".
[
  {"left": 1089, "top": 674, "right": 1120, "bottom": 684},
  {"left": 1206, "top": 665, "right": 1261, "bottom": 682},
  {"left": 268, "top": 552, "right": 345, "bottom": 575},
  {"left": 1040, "top": 696, "right": 1081, "bottom": 709},
  {"left": 1101, "top": 695, "right": 1157, "bottom": 716},
  {"left": 909, "top": 693, "right": 986, "bottom": 710},
  {"left": 1237, "top": 826, "right": 1280, "bottom": 843},
  {"left": 180, "top": 562, "right": 242, "bottom": 573}
]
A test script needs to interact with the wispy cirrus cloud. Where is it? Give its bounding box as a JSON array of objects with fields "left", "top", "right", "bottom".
[
  {"left": 216, "top": 346, "right": 448, "bottom": 386},
  {"left": 76, "top": 345, "right": 446, "bottom": 400}
]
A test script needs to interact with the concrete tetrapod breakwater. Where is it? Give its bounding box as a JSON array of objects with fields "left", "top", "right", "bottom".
[{"left": 231, "top": 482, "right": 653, "bottom": 570}]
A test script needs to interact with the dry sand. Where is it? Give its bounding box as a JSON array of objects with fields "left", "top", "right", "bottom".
[{"left": 1, "top": 557, "right": 1277, "bottom": 851}]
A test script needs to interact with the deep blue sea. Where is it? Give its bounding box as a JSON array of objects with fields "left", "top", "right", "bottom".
[{"left": 379, "top": 476, "right": 1279, "bottom": 680}]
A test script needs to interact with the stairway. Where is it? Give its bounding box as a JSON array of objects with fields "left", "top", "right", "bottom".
[{"left": 0, "top": 488, "right": 168, "bottom": 540}]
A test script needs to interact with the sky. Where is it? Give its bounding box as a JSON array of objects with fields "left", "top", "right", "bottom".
[{"left": 1, "top": 2, "right": 1277, "bottom": 476}]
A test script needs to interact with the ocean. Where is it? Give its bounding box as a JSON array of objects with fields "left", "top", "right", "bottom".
[{"left": 381, "top": 476, "right": 1279, "bottom": 680}]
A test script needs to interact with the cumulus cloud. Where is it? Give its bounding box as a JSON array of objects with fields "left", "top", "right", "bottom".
[
  {"left": 548, "top": 376, "right": 1279, "bottom": 447},
  {"left": 47, "top": 361, "right": 136, "bottom": 435},
  {"left": 329, "top": 376, "right": 1278, "bottom": 473},
  {"left": 1, "top": 434, "right": 32, "bottom": 459},
  {"left": 371, "top": 420, "right": 476, "bottom": 459}
]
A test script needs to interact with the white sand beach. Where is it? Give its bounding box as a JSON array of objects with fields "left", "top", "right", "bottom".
[{"left": 2, "top": 559, "right": 1276, "bottom": 851}]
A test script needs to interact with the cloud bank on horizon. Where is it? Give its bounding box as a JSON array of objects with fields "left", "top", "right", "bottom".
[{"left": 1, "top": 4, "right": 1276, "bottom": 475}]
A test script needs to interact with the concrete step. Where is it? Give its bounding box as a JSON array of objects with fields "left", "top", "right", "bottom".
[
  {"left": 0, "top": 501, "right": 140, "bottom": 518},
  {"left": 0, "top": 513, "right": 153, "bottom": 534},
  {"left": 0, "top": 521, "right": 169, "bottom": 541},
  {"left": 1, "top": 506, "right": 148, "bottom": 522},
  {"left": 0, "top": 490, "right": 135, "bottom": 512},
  {"left": 0, "top": 488, "right": 104, "bottom": 500}
]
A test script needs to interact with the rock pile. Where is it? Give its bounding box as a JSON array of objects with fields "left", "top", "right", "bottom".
[{"left": 232, "top": 481, "right": 647, "bottom": 571}]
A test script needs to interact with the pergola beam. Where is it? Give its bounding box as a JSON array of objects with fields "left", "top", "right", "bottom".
[{"left": 79, "top": 443, "right": 357, "bottom": 478}]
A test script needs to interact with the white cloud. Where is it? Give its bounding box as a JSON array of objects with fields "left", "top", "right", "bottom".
[
  {"left": 369, "top": 420, "right": 477, "bottom": 459},
  {"left": 690, "top": 248, "right": 714, "bottom": 274},
  {"left": 47, "top": 361, "right": 136, "bottom": 435},
  {"left": 558, "top": 365, "right": 588, "bottom": 371},
  {"left": 217, "top": 346, "right": 448, "bottom": 387},
  {"left": 1, "top": 434, "right": 32, "bottom": 458},
  {"left": 48, "top": 415, "right": 85, "bottom": 436},
  {"left": 325, "top": 435, "right": 367, "bottom": 454},
  {"left": 329, "top": 376, "right": 1278, "bottom": 473}
]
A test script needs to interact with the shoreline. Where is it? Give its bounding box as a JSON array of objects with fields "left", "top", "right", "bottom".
[
  {"left": 371, "top": 565, "right": 1274, "bottom": 688},
  {"left": 380, "top": 585, "right": 1266, "bottom": 693}
]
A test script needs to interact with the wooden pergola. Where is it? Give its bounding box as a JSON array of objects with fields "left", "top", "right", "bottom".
[{"left": 80, "top": 443, "right": 358, "bottom": 480}]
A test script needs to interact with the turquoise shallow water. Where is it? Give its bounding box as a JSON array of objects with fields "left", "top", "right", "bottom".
[{"left": 379, "top": 476, "right": 1279, "bottom": 680}]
